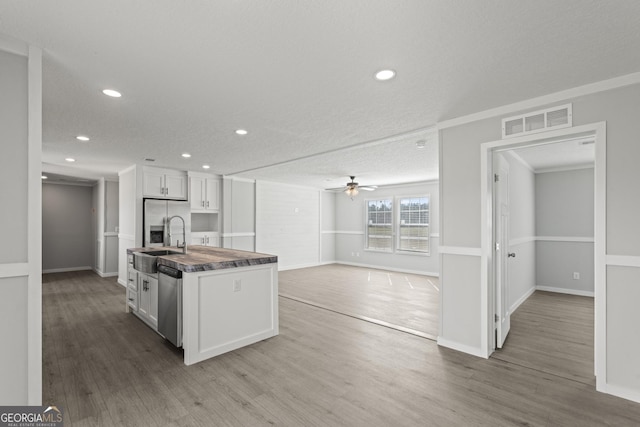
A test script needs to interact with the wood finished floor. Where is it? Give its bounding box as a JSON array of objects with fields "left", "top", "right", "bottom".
[
  {"left": 279, "top": 265, "right": 439, "bottom": 338},
  {"left": 43, "top": 271, "right": 640, "bottom": 426},
  {"left": 492, "top": 291, "right": 595, "bottom": 386}
]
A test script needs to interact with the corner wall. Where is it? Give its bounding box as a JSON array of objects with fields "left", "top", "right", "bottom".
[
  {"left": 255, "top": 181, "right": 319, "bottom": 270},
  {"left": 42, "top": 183, "right": 94, "bottom": 272},
  {"left": 0, "top": 38, "right": 42, "bottom": 404},
  {"left": 439, "top": 80, "right": 640, "bottom": 402},
  {"left": 333, "top": 181, "right": 439, "bottom": 276},
  {"left": 536, "top": 168, "right": 594, "bottom": 295}
]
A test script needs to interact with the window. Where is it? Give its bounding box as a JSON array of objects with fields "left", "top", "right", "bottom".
[
  {"left": 398, "top": 196, "right": 429, "bottom": 254},
  {"left": 366, "top": 199, "right": 393, "bottom": 251}
]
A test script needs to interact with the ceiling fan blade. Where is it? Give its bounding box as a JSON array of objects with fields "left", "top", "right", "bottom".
[{"left": 359, "top": 186, "right": 377, "bottom": 191}]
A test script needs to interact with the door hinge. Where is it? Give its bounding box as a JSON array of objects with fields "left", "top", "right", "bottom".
[
  {"left": 495, "top": 314, "right": 500, "bottom": 322},
  {"left": 495, "top": 242, "right": 500, "bottom": 251},
  {"left": 494, "top": 174, "right": 500, "bottom": 182}
]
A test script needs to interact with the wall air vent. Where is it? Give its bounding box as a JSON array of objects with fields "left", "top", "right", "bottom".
[{"left": 502, "top": 104, "right": 572, "bottom": 139}]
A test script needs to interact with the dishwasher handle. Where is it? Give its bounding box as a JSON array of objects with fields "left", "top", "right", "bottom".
[{"left": 157, "top": 264, "right": 182, "bottom": 279}]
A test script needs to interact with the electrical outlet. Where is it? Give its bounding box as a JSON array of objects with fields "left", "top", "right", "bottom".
[
  {"left": 356, "top": 252, "right": 360, "bottom": 257},
  {"left": 233, "top": 279, "right": 241, "bottom": 292},
  {"left": 573, "top": 272, "right": 580, "bottom": 280},
  {"left": 351, "top": 252, "right": 355, "bottom": 256}
]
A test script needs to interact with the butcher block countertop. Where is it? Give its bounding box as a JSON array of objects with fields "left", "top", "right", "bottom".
[{"left": 127, "top": 245, "right": 278, "bottom": 273}]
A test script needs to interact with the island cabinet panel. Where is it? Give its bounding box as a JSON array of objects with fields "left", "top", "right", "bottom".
[
  {"left": 137, "top": 273, "right": 158, "bottom": 329},
  {"left": 182, "top": 263, "right": 279, "bottom": 365}
]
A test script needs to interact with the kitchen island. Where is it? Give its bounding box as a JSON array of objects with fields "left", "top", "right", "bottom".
[{"left": 126, "top": 245, "right": 278, "bottom": 365}]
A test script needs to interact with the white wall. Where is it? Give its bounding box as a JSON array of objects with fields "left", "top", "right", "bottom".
[
  {"left": 439, "top": 81, "right": 640, "bottom": 402},
  {"left": 320, "top": 191, "right": 336, "bottom": 264},
  {"left": 255, "top": 181, "right": 319, "bottom": 270},
  {"left": 0, "top": 39, "right": 42, "bottom": 404},
  {"left": 117, "top": 166, "right": 137, "bottom": 286},
  {"left": 42, "top": 183, "right": 94, "bottom": 272},
  {"left": 535, "top": 168, "right": 594, "bottom": 295},
  {"left": 333, "top": 181, "right": 439, "bottom": 276}
]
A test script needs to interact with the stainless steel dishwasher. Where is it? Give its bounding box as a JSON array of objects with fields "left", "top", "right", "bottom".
[{"left": 157, "top": 264, "right": 183, "bottom": 347}]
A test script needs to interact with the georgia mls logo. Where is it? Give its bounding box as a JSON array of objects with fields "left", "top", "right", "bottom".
[
  {"left": 0, "top": 405, "right": 64, "bottom": 427},
  {"left": 43, "top": 406, "right": 62, "bottom": 421}
]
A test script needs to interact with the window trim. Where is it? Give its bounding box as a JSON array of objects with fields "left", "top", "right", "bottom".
[
  {"left": 363, "top": 194, "right": 431, "bottom": 256},
  {"left": 364, "top": 198, "right": 394, "bottom": 253},
  {"left": 396, "top": 194, "right": 431, "bottom": 255}
]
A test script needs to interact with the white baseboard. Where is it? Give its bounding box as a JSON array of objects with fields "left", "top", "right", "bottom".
[
  {"left": 437, "top": 337, "right": 488, "bottom": 359},
  {"left": 278, "top": 262, "right": 322, "bottom": 272},
  {"left": 42, "top": 266, "right": 92, "bottom": 274},
  {"left": 598, "top": 382, "right": 640, "bottom": 404},
  {"left": 336, "top": 261, "right": 439, "bottom": 277},
  {"left": 97, "top": 271, "right": 119, "bottom": 278},
  {"left": 117, "top": 278, "right": 127, "bottom": 287},
  {"left": 536, "top": 285, "right": 594, "bottom": 297},
  {"left": 510, "top": 287, "right": 536, "bottom": 314}
]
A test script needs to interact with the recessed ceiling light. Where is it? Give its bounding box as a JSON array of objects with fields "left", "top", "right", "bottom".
[
  {"left": 41, "top": 175, "right": 48, "bottom": 180},
  {"left": 375, "top": 69, "right": 396, "bottom": 81},
  {"left": 235, "top": 129, "right": 248, "bottom": 135},
  {"left": 416, "top": 140, "right": 426, "bottom": 149},
  {"left": 182, "top": 153, "right": 191, "bottom": 158},
  {"left": 202, "top": 165, "right": 210, "bottom": 169},
  {"left": 65, "top": 158, "right": 76, "bottom": 162},
  {"left": 102, "top": 89, "right": 122, "bottom": 98},
  {"left": 76, "top": 135, "right": 90, "bottom": 142}
]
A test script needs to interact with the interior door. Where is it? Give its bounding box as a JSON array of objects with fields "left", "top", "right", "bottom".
[{"left": 494, "top": 153, "right": 511, "bottom": 348}]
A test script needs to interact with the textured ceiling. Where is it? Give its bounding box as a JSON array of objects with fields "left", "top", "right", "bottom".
[{"left": 1, "top": 1, "right": 639, "bottom": 187}]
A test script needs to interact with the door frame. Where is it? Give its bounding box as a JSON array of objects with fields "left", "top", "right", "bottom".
[{"left": 479, "top": 122, "right": 606, "bottom": 389}]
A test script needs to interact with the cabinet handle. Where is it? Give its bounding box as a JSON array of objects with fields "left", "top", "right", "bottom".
[
  {"left": 201, "top": 200, "right": 205, "bottom": 207},
  {"left": 128, "top": 298, "right": 134, "bottom": 302},
  {"left": 206, "top": 200, "right": 209, "bottom": 208},
  {"left": 206, "top": 236, "right": 209, "bottom": 244}
]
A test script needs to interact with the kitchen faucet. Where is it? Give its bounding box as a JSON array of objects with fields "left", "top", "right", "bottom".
[{"left": 167, "top": 215, "right": 187, "bottom": 254}]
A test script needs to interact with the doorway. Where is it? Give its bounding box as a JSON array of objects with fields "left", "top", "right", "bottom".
[{"left": 480, "top": 122, "right": 606, "bottom": 389}]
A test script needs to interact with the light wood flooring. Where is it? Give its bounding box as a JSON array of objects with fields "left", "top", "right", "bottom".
[
  {"left": 43, "top": 271, "right": 640, "bottom": 426},
  {"left": 279, "top": 264, "right": 439, "bottom": 338},
  {"left": 492, "top": 290, "right": 595, "bottom": 385}
]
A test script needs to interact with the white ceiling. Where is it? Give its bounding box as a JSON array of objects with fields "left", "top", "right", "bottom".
[
  {"left": 511, "top": 137, "right": 595, "bottom": 172},
  {"left": 1, "top": 1, "right": 639, "bottom": 188}
]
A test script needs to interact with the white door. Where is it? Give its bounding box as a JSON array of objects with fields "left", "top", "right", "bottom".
[{"left": 494, "top": 153, "right": 512, "bottom": 348}]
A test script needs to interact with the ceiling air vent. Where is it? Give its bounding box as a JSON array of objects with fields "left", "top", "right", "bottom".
[{"left": 502, "top": 104, "right": 572, "bottom": 139}]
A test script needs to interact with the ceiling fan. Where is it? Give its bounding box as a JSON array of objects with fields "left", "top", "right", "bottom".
[{"left": 342, "top": 176, "right": 377, "bottom": 198}]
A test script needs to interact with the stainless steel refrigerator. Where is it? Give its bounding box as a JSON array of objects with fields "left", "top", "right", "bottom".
[{"left": 143, "top": 198, "right": 191, "bottom": 247}]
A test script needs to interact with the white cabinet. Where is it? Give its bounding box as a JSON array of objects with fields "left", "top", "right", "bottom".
[
  {"left": 191, "top": 232, "right": 219, "bottom": 247},
  {"left": 190, "top": 175, "right": 219, "bottom": 211},
  {"left": 143, "top": 167, "right": 187, "bottom": 200},
  {"left": 137, "top": 273, "right": 158, "bottom": 328},
  {"left": 126, "top": 256, "right": 138, "bottom": 312}
]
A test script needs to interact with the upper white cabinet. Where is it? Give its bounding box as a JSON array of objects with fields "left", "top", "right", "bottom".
[
  {"left": 190, "top": 174, "right": 220, "bottom": 211},
  {"left": 143, "top": 167, "right": 187, "bottom": 200}
]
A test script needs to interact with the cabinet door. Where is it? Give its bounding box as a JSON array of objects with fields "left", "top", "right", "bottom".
[
  {"left": 204, "top": 232, "right": 219, "bottom": 247},
  {"left": 148, "top": 275, "right": 159, "bottom": 327},
  {"left": 138, "top": 274, "right": 150, "bottom": 318},
  {"left": 127, "top": 287, "right": 138, "bottom": 311},
  {"left": 205, "top": 179, "right": 220, "bottom": 210},
  {"left": 127, "top": 267, "right": 138, "bottom": 291},
  {"left": 143, "top": 171, "right": 165, "bottom": 197},
  {"left": 190, "top": 176, "right": 206, "bottom": 210},
  {"left": 191, "top": 233, "right": 206, "bottom": 246},
  {"left": 165, "top": 174, "right": 187, "bottom": 199}
]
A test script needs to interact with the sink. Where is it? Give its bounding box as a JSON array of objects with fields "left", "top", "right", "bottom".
[{"left": 133, "top": 250, "right": 182, "bottom": 274}]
